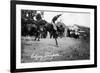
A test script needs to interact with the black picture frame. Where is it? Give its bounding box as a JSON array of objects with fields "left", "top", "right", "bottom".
[{"left": 10, "top": 0, "right": 97, "bottom": 73}]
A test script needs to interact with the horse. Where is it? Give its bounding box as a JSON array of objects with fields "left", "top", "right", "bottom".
[{"left": 21, "top": 16, "right": 59, "bottom": 46}]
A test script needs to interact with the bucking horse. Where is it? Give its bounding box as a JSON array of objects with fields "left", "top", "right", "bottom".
[{"left": 21, "top": 13, "right": 62, "bottom": 46}]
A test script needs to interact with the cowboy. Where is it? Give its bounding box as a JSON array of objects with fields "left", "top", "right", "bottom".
[
  {"left": 52, "top": 14, "right": 62, "bottom": 30},
  {"left": 51, "top": 14, "right": 62, "bottom": 46}
]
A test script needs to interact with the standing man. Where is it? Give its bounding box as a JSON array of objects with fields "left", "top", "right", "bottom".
[{"left": 52, "top": 14, "right": 62, "bottom": 46}]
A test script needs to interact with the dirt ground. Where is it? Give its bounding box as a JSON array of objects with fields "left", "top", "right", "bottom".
[{"left": 21, "top": 37, "right": 90, "bottom": 63}]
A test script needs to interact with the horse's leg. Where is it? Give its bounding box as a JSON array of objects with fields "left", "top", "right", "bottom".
[
  {"left": 37, "top": 35, "right": 40, "bottom": 41},
  {"left": 37, "top": 32, "right": 40, "bottom": 41},
  {"left": 50, "top": 33, "right": 52, "bottom": 38},
  {"left": 37, "top": 37, "right": 40, "bottom": 41},
  {"left": 34, "top": 32, "right": 38, "bottom": 41},
  {"left": 60, "top": 32, "right": 62, "bottom": 38},
  {"left": 53, "top": 31, "right": 58, "bottom": 46},
  {"left": 50, "top": 32, "right": 53, "bottom": 38},
  {"left": 55, "top": 38, "right": 58, "bottom": 46},
  {"left": 34, "top": 36, "right": 37, "bottom": 41}
]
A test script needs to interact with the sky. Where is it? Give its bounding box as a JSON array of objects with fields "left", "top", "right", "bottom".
[{"left": 43, "top": 11, "right": 90, "bottom": 27}]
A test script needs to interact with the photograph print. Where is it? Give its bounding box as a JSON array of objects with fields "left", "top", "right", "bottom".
[
  {"left": 11, "top": 1, "right": 97, "bottom": 72},
  {"left": 21, "top": 10, "right": 90, "bottom": 63}
]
